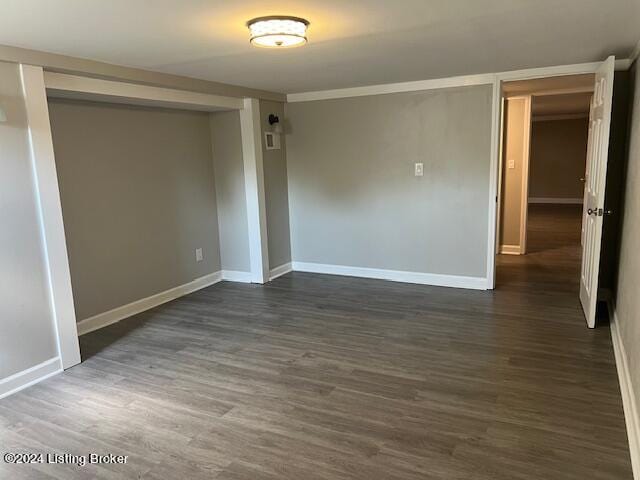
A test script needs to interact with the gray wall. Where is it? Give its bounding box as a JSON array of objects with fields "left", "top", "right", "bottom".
[
  {"left": 49, "top": 100, "right": 221, "bottom": 321},
  {"left": 260, "top": 100, "right": 292, "bottom": 269},
  {"left": 529, "top": 118, "right": 588, "bottom": 200},
  {"left": 0, "top": 61, "right": 58, "bottom": 378},
  {"left": 614, "top": 61, "right": 640, "bottom": 418},
  {"left": 210, "top": 110, "right": 251, "bottom": 273},
  {"left": 285, "top": 85, "right": 493, "bottom": 278}
]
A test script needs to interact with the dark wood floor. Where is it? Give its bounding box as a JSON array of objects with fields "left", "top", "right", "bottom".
[{"left": 0, "top": 205, "right": 632, "bottom": 479}]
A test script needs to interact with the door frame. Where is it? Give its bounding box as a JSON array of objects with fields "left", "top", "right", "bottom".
[
  {"left": 519, "top": 96, "right": 532, "bottom": 254},
  {"left": 486, "top": 61, "right": 616, "bottom": 289}
]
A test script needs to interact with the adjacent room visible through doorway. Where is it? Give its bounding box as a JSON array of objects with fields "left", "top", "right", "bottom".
[{"left": 496, "top": 73, "right": 598, "bottom": 322}]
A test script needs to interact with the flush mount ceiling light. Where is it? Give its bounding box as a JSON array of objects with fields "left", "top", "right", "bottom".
[{"left": 247, "top": 16, "right": 309, "bottom": 48}]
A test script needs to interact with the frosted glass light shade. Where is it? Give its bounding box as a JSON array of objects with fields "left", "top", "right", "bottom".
[{"left": 247, "top": 16, "right": 309, "bottom": 48}]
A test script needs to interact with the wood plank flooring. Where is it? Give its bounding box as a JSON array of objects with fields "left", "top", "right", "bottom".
[{"left": 0, "top": 205, "right": 633, "bottom": 479}]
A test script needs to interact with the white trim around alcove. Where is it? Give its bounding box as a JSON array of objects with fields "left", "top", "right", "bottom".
[
  {"left": 40, "top": 76, "right": 271, "bottom": 308},
  {"left": 21, "top": 64, "right": 82, "bottom": 370},
  {"left": 240, "top": 98, "right": 270, "bottom": 284},
  {"left": 8, "top": 69, "right": 271, "bottom": 401},
  {"left": 44, "top": 71, "right": 243, "bottom": 111}
]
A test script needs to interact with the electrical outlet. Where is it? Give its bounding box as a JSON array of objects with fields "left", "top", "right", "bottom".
[
  {"left": 414, "top": 163, "right": 424, "bottom": 177},
  {"left": 195, "top": 248, "right": 203, "bottom": 262},
  {"left": 508, "top": 159, "right": 516, "bottom": 169}
]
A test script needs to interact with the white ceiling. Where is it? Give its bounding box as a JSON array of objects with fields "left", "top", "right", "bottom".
[
  {"left": 532, "top": 93, "right": 593, "bottom": 117},
  {"left": 1, "top": 0, "right": 639, "bottom": 94}
]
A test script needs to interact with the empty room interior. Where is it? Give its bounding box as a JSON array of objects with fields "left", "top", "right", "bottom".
[{"left": 1, "top": 2, "right": 640, "bottom": 479}]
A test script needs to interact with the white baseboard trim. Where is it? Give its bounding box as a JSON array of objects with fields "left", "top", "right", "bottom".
[
  {"left": 269, "top": 262, "right": 293, "bottom": 281},
  {"left": 499, "top": 245, "right": 522, "bottom": 255},
  {"left": 291, "top": 262, "right": 488, "bottom": 290},
  {"left": 221, "top": 270, "right": 253, "bottom": 283},
  {"left": 609, "top": 302, "right": 640, "bottom": 479},
  {"left": 0, "top": 357, "right": 62, "bottom": 400},
  {"left": 528, "top": 197, "right": 583, "bottom": 205},
  {"left": 77, "top": 271, "right": 223, "bottom": 336}
]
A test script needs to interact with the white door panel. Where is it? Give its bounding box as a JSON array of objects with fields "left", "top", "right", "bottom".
[{"left": 579, "top": 56, "right": 615, "bottom": 328}]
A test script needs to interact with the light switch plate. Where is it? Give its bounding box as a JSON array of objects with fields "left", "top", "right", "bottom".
[
  {"left": 264, "top": 132, "right": 281, "bottom": 150},
  {"left": 415, "top": 163, "right": 424, "bottom": 177},
  {"left": 195, "top": 248, "right": 203, "bottom": 262}
]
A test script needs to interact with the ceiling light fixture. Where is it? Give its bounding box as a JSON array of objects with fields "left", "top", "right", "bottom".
[{"left": 247, "top": 16, "right": 309, "bottom": 48}]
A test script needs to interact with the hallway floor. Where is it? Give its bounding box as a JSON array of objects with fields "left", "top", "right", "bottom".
[{"left": 497, "top": 203, "right": 583, "bottom": 288}]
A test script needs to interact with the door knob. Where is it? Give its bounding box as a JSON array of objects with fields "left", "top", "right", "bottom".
[{"left": 587, "top": 208, "right": 597, "bottom": 216}]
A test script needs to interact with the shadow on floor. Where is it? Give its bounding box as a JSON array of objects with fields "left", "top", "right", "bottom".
[{"left": 79, "top": 310, "right": 155, "bottom": 361}]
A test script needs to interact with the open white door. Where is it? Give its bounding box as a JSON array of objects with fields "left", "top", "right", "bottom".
[{"left": 579, "top": 56, "right": 615, "bottom": 328}]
